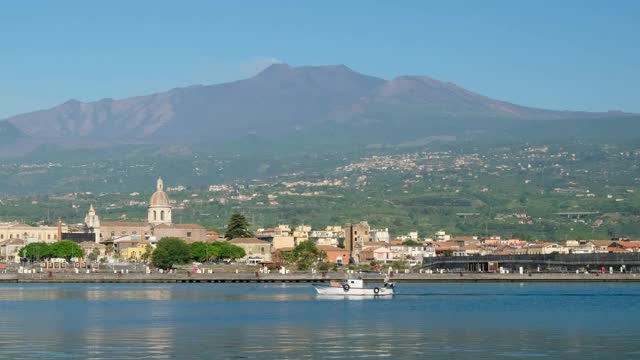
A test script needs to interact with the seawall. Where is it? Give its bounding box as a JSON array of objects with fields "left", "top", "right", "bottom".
[{"left": 1, "top": 272, "right": 640, "bottom": 284}]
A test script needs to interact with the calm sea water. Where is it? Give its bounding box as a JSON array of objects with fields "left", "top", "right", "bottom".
[{"left": 0, "top": 282, "right": 638, "bottom": 359}]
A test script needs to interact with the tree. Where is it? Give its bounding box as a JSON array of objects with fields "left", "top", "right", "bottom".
[
  {"left": 87, "top": 248, "right": 101, "bottom": 262},
  {"left": 19, "top": 242, "right": 51, "bottom": 261},
  {"left": 218, "top": 242, "right": 246, "bottom": 260},
  {"left": 285, "top": 241, "right": 326, "bottom": 270},
  {"left": 49, "top": 241, "right": 84, "bottom": 261},
  {"left": 105, "top": 244, "right": 115, "bottom": 257},
  {"left": 224, "top": 213, "right": 253, "bottom": 240},
  {"left": 402, "top": 239, "right": 420, "bottom": 246},
  {"left": 207, "top": 241, "right": 246, "bottom": 261},
  {"left": 205, "top": 242, "right": 222, "bottom": 261},
  {"left": 190, "top": 242, "right": 209, "bottom": 262},
  {"left": 151, "top": 237, "right": 192, "bottom": 269},
  {"left": 141, "top": 244, "right": 154, "bottom": 262}
]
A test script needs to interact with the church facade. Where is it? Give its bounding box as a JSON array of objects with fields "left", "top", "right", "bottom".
[{"left": 94, "top": 177, "right": 207, "bottom": 244}]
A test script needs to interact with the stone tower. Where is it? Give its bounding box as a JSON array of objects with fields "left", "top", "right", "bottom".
[{"left": 84, "top": 204, "right": 101, "bottom": 242}]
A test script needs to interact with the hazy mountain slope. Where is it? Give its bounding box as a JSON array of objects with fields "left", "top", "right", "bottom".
[
  {"left": 2, "top": 63, "right": 636, "bottom": 148},
  {"left": 152, "top": 64, "right": 385, "bottom": 142},
  {"left": 5, "top": 64, "right": 385, "bottom": 143}
]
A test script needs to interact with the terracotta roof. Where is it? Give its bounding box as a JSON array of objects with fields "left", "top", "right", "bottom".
[
  {"left": 228, "top": 237, "right": 269, "bottom": 244},
  {"left": 589, "top": 240, "right": 615, "bottom": 247},
  {"left": 615, "top": 241, "right": 640, "bottom": 248}
]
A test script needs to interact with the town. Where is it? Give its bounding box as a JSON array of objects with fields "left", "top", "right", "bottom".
[
  {"left": 2, "top": 176, "right": 639, "bottom": 276},
  {"left": 1, "top": 141, "right": 638, "bottom": 244}
]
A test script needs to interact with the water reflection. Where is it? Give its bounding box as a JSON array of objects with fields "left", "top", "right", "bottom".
[
  {"left": 316, "top": 294, "right": 393, "bottom": 301},
  {"left": 0, "top": 283, "right": 639, "bottom": 359}
]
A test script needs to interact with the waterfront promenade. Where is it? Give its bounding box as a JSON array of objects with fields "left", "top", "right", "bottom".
[{"left": 2, "top": 272, "right": 640, "bottom": 283}]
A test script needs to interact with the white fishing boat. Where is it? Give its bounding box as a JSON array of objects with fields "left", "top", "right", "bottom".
[{"left": 314, "top": 278, "right": 395, "bottom": 296}]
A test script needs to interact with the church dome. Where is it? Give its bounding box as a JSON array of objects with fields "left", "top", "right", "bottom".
[
  {"left": 149, "top": 177, "right": 171, "bottom": 207},
  {"left": 150, "top": 191, "right": 170, "bottom": 206}
]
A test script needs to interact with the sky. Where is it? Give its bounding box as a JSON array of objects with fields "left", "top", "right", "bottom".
[{"left": 0, "top": 0, "right": 639, "bottom": 119}]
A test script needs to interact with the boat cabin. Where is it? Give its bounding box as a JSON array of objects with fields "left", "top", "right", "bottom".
[{"left": 344, "top": 278, "right": 364, "bottom": 289}]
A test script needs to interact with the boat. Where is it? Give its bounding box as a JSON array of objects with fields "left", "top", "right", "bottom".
[{"left": 314, "top": 278, "right": 395, "bottom": 296}]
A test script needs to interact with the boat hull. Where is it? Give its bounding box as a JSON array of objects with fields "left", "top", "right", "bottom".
[{"left": 314, "top": 285, "right": 394, "bottom": 296}]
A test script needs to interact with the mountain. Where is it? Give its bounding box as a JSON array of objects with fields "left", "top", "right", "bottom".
[{"left": 2, "top": 63, "right": 638, "bottom": 154}]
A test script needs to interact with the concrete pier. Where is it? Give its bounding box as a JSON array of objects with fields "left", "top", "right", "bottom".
[{"left": 1, "top": 272, "right": 640, "bottom": 284}]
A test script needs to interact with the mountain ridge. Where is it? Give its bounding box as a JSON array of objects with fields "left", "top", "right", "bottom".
[{"left": 2, "top": 63, "right": 637, "bottom": 152}]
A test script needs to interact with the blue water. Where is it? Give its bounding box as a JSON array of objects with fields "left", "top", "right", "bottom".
[{"left": 0, "top": 283, "right": 638, "bottom": 359}]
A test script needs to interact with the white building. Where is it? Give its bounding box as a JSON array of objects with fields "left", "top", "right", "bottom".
[
  {"left": 370, "top": 228, "right": 390, "bottom": 243},
  {"left": 434, "top": 230, "right": 450, "bottom": 241},
  {"left": 309, "top": 230, "right": 338, "bottom": 246},
  {"left": 84, "top": 205, "right": 101, "bottom": 243}
]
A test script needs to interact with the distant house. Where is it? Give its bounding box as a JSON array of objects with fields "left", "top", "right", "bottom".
[
  {"left": 0, "top": 238, "right": 26, "bottom": 263},
  {"left": 228, "top": 238, "right": 272, "bottom": 263},
  {"left": 309, "top": 231, "right": 339, "bottom": 246},
  {"left": 608, "top": 241, "right": 640, "bottom": 253},
  {"left": 121, "top": 242, "right": 149, "bottom": 261},
  {"left": 373, "top": 247, "right": 392, "bottom": 263},
  {"left": 316, "top": 245, "right": 349, "bottom": 265},
  {"left": 527, "top": 242, "right": 568, "bottom": 255}
]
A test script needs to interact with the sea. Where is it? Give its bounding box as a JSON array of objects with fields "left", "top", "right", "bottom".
[{"left": 0, "top": 282, "right": 638, "bottom": 359}]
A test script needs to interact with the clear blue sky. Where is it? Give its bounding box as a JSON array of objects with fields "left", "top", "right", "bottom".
[{"left": 1, "top": 0, "right": 638, "bottom": 119}]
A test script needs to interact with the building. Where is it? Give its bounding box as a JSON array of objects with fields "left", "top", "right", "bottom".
[
  {"left": 526, "top": 242, "right": 568, "bottom": 255},
  {"left": 206, "top": 231, "right": 224, "bottom": 242},
  {"left": 84, "top": 205, "right": 101, "bottom": 242},
  {"left": 370, "top": 228, "right": 390, "bottom": 243},
  {"left": 79, "top": 241, "right": 106, "bottom": 261},
  {"left": 255, "top": 226, "right": 297, "bottom": 250},
  {"left": 0, "top": 238, "right": 27, "bottom": 263},
  {"left": 148, "top": 177, "right": 172, "bottom": 225},
  {"left": 344, "top": 221, "right": 371, "bottom": 264},
  {"left": 98, "top": 177, "right": 207, "bottom": 244},
  {"left": 359, "top": 246, "right": 392, "bottom": 263},
  {"left": 120, "top": 242, "right": 150, "bottom": 261},
  {"left": 316, "top": 245, "right": 349, "bottom": 265},
  {"left": 433, "top": 230, "right": 450, "bottom": 242},
  {"left": 0, "top": 222, "right": 62, "bottom": 243},
  {"left": 228, "top": 238, "right": 272, "bottom": 263},
  {"left": 309, "top": 230, "right": 339, "bottom": 246},
  {"left": 153, "top": 224, "right": 207, "bottom": 244}
]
